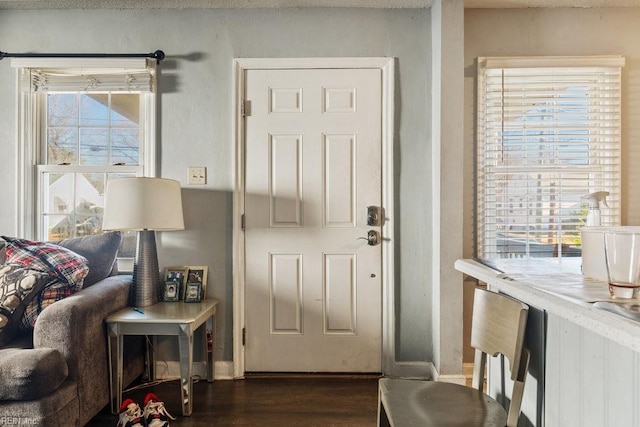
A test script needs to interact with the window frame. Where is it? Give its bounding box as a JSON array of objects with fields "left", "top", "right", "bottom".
[
  {"left": 476, "top": 55, "right": 624, "bottom": 259},
  {"left": 12, "top": 58, "right": 157, "bottom": 242}
]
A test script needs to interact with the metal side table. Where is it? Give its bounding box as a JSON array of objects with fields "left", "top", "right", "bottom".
[{"left": 106, "top": 298, "right": 219, "bottom": 416}]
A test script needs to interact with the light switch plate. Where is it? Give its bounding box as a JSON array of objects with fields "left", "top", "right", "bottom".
[{"left": 188, "top": 166, "right": 206, "bottom": 185}]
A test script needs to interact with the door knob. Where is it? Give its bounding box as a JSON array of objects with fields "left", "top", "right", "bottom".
[{"left": 358, "top": 230, "right": 381, "bottom": 246}]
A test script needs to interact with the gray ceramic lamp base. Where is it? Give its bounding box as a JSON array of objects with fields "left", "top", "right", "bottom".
[{"left": 131, "top": 230, "right": 161, "bottom": 307}]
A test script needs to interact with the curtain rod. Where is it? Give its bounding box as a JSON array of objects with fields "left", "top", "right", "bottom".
[{"left": 0, "top": 50, "right": 165, "bottom": 63}]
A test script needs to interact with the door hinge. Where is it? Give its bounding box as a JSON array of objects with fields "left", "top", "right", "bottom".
[
  {"left": 241, "top": 213, "right": 246, "bottom": 231},
  {"left": 242, "top": 327, "right": 246, "bottom": 346},
  {"left": 241, "top": 100, "right": 251, "bottom": 117}
]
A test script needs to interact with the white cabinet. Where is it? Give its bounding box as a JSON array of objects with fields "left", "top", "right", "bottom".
[
  {"left": 456, "top": 258, "right": 640, "bottom": 427},
  {"left": 545, "top": 313, "right": 640, "bottom": 427}
]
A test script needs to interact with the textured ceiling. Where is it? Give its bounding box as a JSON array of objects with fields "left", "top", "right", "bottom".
[{"left": 0, "top": 0, "right": 638, "bottom": 9}]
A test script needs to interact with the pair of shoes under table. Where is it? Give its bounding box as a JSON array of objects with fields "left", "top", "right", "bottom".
[{"left": 117, "top": 393, "right": 176, "bottom": 427}]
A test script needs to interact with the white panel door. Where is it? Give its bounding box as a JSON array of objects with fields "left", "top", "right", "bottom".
[{"left": 244, "top": 68, "right": 382, "bottom": 372}]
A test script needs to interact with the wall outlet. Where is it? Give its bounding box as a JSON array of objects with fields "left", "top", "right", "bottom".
[{"left": 188, "top": 166, "right": 206, "bottom": 185}]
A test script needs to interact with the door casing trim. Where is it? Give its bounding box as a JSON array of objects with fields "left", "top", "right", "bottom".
[{"left": 232, "top": 57, "right": 395, "bottom": 378}]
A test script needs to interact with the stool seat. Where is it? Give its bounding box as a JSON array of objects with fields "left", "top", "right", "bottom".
[{"left": 379, "top": 378, "right": 507, "bottom": 426}]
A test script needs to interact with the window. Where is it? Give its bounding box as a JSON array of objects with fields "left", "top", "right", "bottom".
[
  {"left": 476, "top": 56, "right": 624, "bottom": 259},
  {"left": 12, "top": 58, "right": 157, "bottom": 263}
]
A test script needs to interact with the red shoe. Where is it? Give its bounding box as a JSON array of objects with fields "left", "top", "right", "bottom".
[
  {"left": 143, "top": 393, "right": 176, "bottom": 427},
  {"left": 117, "top": 399, "right": 145, "bottom": 427}
]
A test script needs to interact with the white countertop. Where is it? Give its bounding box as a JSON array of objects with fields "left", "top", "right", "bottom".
[{"left": 455, "top": 258, "right": 640, "bottom": 353}]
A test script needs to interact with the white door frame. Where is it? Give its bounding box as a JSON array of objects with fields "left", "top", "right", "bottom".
[{"left": 232, "top": 57, "right": 395, "bottom": 378}]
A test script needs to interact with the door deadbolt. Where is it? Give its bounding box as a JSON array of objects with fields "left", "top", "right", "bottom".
[
  {"left": 358, "top": 230, "right": 381, "bottom": 246},
  {"left": 367, "top": 206, "right": 382, "bottom": 226}
]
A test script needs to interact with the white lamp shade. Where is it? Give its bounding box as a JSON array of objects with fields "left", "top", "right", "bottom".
[{"left": 102, "top": 177, "right": 185, "bottom": 231}]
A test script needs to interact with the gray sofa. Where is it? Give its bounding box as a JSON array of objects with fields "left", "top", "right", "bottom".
[{"left": 0, "top": 233, "right": 144, "bottom": 426}]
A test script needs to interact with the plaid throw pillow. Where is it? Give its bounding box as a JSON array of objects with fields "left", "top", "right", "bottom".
[
  {"left": 1, "top": 236, "right": 89, "bottom": 291},
  {"left": 20, "top": 281, "right": 73, "bottom": 331}
]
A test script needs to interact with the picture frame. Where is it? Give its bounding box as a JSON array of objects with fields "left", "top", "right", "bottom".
[
  {"left": 163, "top": 281, "right": 180, "bottom": 302},
  {"left": 164, "top": 266, "right": 187, "bottom": 299},
  {"left": 185, "top": 266, "right": 208, "bottom": 299},
  {"left": 184, "top": 282, "right": 202, "bottom": 303}
]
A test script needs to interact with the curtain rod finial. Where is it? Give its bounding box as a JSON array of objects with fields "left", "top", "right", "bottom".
[
  {"left": 0, "top": 52, "right": 7, "bottom": 61},
  {"left": 153, "top": 50, "right": 165, "bottom": 62}
]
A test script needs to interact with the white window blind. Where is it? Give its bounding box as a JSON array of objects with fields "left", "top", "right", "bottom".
[
  {"left": 476, "top": 56, "right": 624, "bottom": 259},
  {"left": 13, "top": 57, "right": 156, "bottom": 93}
]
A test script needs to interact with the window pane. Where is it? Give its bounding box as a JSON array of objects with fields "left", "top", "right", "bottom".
[
  {"left": 107, "top": 172, "right": 137, "bottom": 181},
  {"left": 47, "top": 127, "right": 78, "bottom": 164},
  {"left": 47, "top": 94, "right": 77, "bottom": 126},
  {"left": 75, "top": 214, "right": 102, "bottom": 236},
  {"left": 42, "top": 172, "right": 107, "bottom": 240},
  {"left": 84, "top": 172, "right": 106, "bottom": 197},
  {"left": 79, "top": 128, "right": 109, "bottom": 165},
  {"left": 111, "top": 129, "right": 140, "bottom": 165},
  {"left": 43, "top": 173, "right": 71, "bottom": 214},
  {"left": 111, "top": 94, "right": 139, "bottom": 128},
  {"left": 44, "top": 214, "right": 73, "bottom": 241},
  {"left": 118, "top": 230, "right": 137, "bottom": 259},
  {"left": 80, "top": 94, "right": 109, "bottom": 127},
  {"left": 74, "top": 173, "right": 105, "bottom": 236}
]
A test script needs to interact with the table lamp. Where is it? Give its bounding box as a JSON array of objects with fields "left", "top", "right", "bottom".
[{"left": 102, "top": 177, "right": 184, "bottom": 307}]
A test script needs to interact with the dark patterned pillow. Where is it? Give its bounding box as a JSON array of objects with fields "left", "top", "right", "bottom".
[
  {"left": 1, "top": 236, "right": 89, "bottom": 291},
  {"left": 0, "top": 264, "right": 53, "bottom": 346},
  {"left": 20, "top": 281, "right": 73, "bottom": 331}
]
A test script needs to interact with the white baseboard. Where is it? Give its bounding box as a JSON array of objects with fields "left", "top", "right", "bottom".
[
  {"left": 155, "top": 360, "right": 467, "bottom": 384},
  {"left": 155, "top": 360, "right": 235, "bottom": 381}
]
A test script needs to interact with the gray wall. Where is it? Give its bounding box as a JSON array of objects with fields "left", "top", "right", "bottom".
[{"left": 0, "top": 8, "right": 434, "bottom": 364}]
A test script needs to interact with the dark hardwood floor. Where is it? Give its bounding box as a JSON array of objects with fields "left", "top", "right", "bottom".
[{"left": 88, "top": 375, "right": 380, "bottom": 426}]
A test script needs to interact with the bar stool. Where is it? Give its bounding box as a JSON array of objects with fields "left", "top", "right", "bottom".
[{"left": 378, "top": 288, "right": 530, "bottom": 427}]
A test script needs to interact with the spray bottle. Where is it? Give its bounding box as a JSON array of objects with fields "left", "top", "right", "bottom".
[{"left": 582, "top": 191, "right": 610, "bottom": 226}]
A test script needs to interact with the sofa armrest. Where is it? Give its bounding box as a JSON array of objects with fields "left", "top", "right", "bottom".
[
  {"left": 33, "top": 275, "right": 132, "bottom": 380},
  {"left": 33, "top": 275, "right": 134, "bottom": 424}
]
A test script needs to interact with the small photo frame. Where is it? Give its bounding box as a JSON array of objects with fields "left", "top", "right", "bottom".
[
  {"left": 164, "top": 266, "right": 187, "bottom": 299},
  {"left": 184, "top": 282, "right": 202, "bottom": 303},
  {"left": 163, "top": 281, "right": 180, "bottom": 302},
  {"left": 185, "top": 266, "right": 208, "bottom": 299}
]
